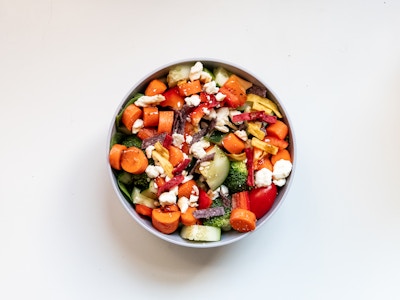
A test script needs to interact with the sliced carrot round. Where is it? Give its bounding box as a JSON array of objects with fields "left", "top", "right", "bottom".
[
  {"left": 230, "top": 208, "right": 257, "bottom": 233},
  {"left": 152, "top": 208, "right": 181, "bottom": 234},
  {"left": 120, "top": 146, "right": 148, "bottom": 174},
  {"left": 109, "top": 144, "right": 127, "bottom": 170}
]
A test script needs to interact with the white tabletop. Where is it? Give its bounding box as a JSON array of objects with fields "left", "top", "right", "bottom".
[{"left": 1, "top": 1, "right": 400, "bottom": 299}]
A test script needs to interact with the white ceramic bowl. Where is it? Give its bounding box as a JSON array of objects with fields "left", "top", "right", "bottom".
[{"left": 107, "top": 58, "right": 296, "bottom": 248}]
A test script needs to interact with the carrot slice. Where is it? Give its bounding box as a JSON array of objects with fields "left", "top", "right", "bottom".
[
  {"left": 222, "top": 132, "right": 246, "bottom": 154},
  {"left": 157, "top": 110, "right": 174, "bottom": 134},
  {"left": 163, "top": 204, "right": 179, "bottom": 212},
  {"left": 168, "top": 145, "right": 184, "bottom": 167},
  {"left": 180, "top": 207, "right": 200, "bottom": 226},
  {"left": 178, "top": 80, "right": 202, "bottom": 96},
  {"left": 152, "top": 208, "right": 181, "bottom": 234},
  {"left": 135, "top": 204, "right": 153, "bottom": 218},
  {"left": 271, "top": 149, "right": 291, "bottom": 166},
  {"left": 264, "top": 135, "right": 289, "bottom": 149},
  {"left": 109, "top": 144, "right": 127, "bottom": 170},
  {"left": 143, "top": 106, "right": 159, "bottom": 127},
  {"left": 255, "top": 156, "right": 273, "bottom": 171},
  {"left": 178, "top": 179, "right": 197, "bottom": 199},
  {"left": 120, "top": 146, "right": 148, "bottom": 174},
  {"left": 121, "top": 104, "right": 142, "bottom": 131},
  {"left": 266, "top": 120, "right": 289, "bottom": 140},
  {"left": 230, "top": 208, "right": 257, "bottom": 233},
  {"left": 145, "top": 79, "right": 167, "bottom": 96}
]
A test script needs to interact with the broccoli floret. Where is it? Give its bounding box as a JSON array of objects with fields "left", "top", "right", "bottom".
[
  {"left": 202, "top": 198, "right": 232, "bottom": 231},
  {"left": 223, "top": 160, "right": 248, "bottom": 194},
  {"left": 131, "top": 172, "right": 151, "bottom": 191}
]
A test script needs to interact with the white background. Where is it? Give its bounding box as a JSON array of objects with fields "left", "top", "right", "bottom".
[{"left": 1, "top": 0, "right": 399, "bottom": 299}]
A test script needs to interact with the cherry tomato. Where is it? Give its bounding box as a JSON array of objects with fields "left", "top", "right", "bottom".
[{"left": 248, "top": 184, "right": 278, "bottom": 219}]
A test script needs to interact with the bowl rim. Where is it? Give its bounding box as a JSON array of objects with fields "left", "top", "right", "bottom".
[{"left": 106, "top": 58, "right": 296, "bottom": 248}]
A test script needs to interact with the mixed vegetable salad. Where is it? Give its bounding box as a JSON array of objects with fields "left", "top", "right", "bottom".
[{"left": 109, "top": 61, "right": 292, "bottom": 242}]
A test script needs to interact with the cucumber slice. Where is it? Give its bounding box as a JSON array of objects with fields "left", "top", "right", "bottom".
[
  {"left": 213, "top": 66, "right": 231, "bottom": 87},
  {"left": 180, "top": 225, "right": 221, "bottom": 242},
  {"left": 132, "top": 187, "right": 156, "bottom": 208},
  {"left": 199, "top": 145, "right": 230, "bottom": 191}
]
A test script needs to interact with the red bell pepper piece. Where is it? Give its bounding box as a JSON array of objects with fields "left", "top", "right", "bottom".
[
  {"left": 198, "top": 188, "right": 213, "bottom": 209},
  {"left": 172, "top": 158, "right": 191, "bottom": 175},
  {"left": 232, "top": 111, "right": 277, "bottom": 123},
  {"left": 245, "top": 147, "right": 255, "bottom": 187},
  {"left": 162, "top": 133, "right": 173, "bottom": 149},
  {"left": 231, "top": 191, "right": 250, "bottom": 210},
  {"left": 157, "top": 175, "right": 184, "bottom": 196}
]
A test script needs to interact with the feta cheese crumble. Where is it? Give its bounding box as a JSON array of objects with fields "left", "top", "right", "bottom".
[
  {"left": 145, "top": 145, "right": 155, "bottom": 159},
  {"left": 145, "top": 165, "right": 164, "bottom": 179},
  {"left": 159, "top": 190, "right": 177, "bottom": 206},
  {"left": 189, "top": 61, "right": 203, "bottom": 81},
  {"left": 190, "top": 139, "right": 210, "bottom": 159},
  {"left": 185, "top": 94, "right": 201, "bottom": 107},
  {"left": 234, "top": 130, "right": 248, "bottom": 141},
  {"left": 272, "top": 159, "right": 292, "bottom": 187},
  {"left": 214, "top": 107, "right": 231, "bottom": 133},
  {"left": 254, "top": 168, "right": 273, "bottom": 187},
  {"left": 172, "top": 133, "right": 185, "bottom": 148},
  {"left": 131, "top": 119, "right": 144, "bottom": 134},
  {"left": 134, "top": 94, "right": 165, "bottom": 107},
  {"left": 203, "top": 81, "right": 219, "bottom": 94}
]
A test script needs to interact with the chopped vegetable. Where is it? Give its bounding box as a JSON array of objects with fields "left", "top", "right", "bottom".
[
  {"left": 223, "top": 160, "right": 248, "bottom": 194},
  {"left": 109, "top": 144, "right": 127, "bottom": 170},
  {"left": 230, "top": 208, "right": 257, "bottom": 232},
  {"left": 120, "top": 146, "right": 148, "bottom": 174},
  {"left": 266, "top": 119, "right": 289, "bottom": 140},
  {"left": 222, "top": 132, "right": 246, "bottom": 154},
  {"left": 152, "top": 208, "right": 181, "bottom": 234},
  {"left": 247, "top": 93, "right": 282, "bottom": 118},
  {"left": 145, "top": 79, "right": 167, "bottom": 96},
  {"left": 180, "top": 207, "right": 200, "bottom": 226},
  {"left": 121, "top": 104, "right": 142, "bottom": 132},
  {"left": 271, "top": 149, "right": 292, "bottom": 166},
  {"left": 202, "top": 198, "right": 232, "bottom": 231},
  {"left": 180, "top": 225, "right": 221, "bottom": 242}
]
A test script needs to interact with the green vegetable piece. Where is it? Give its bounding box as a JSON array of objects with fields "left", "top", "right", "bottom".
[
  {"left": 130, "top": 172, "right": 150, "bottom": 191},
  {"left": 121, "top": 135, "right": 142, "bottom": 148},
  {"left": 180, "top": 225, "right": 221, "bottom": 242},
  {"left": 131, "top": 187, "right": 156, "bottom": 208},
  {"left": 117, "top": 171, "right": 134, "bottom": 185},
  {"left": 206, "top": 131, "right": 225, "bottom": 145},
  {"left": 223, "top": 160, "right": 248, "bottom": 194},
  {"left": 166, "top": 64, "right": 191, "bottom": 87},
  {"left": 199, "top": 145, "right": 230, "bottom": 191},
  {"left": 213, "top": 66, "right": 231, "bottom": 87},
  {"left": 110, "top": 132, "right": 125, "bottom": 148},
  {"left": 202, "top": 198, "right": 232, "bottom": 231},
  {"left": 202, "top": 67, "right": 215, "bottom": 81}
]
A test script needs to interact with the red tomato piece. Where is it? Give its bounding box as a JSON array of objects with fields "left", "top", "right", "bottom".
[{"left": 248, "top": 184, "right": 278, "bottom": 219}]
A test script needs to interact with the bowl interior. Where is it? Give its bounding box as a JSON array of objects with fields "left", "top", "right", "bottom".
[{"left": 107, "top": 58, "right": 296, "bottom": 248}]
